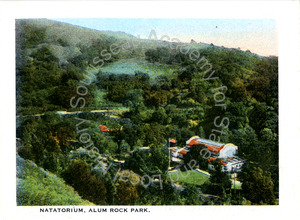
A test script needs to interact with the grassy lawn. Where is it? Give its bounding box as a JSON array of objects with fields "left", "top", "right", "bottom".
[
  {"left": 231, "top": 182, "right": 242, "bottom": 190},
  {"left": 168, "top": 170, "right": 210, "bottom": 186},
  {"left": 168, "top": 170, "right": 242, "bottom": 189}
]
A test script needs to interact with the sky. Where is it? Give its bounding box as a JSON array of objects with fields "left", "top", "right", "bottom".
[{"left": 52, "top": 18, "right": 277, "bottom": 56}]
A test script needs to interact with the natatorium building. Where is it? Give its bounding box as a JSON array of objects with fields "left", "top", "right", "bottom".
[{"left": 170, "top": 136, "right": 246, "bottom": 172}]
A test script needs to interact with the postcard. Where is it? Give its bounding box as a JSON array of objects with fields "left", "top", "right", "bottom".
[{"left": 0, "top": 1, "right": 299, "bottom": 220}]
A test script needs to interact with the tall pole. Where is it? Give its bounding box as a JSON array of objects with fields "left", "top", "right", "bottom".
[
  {"left": 168, "top": 139, "right": 170, "bottom": 170},
  {"left": 234, "top": 172, "right": 236, "bottom": 195}
]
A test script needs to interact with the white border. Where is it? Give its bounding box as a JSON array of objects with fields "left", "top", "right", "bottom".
[{"left": 0, "top": 1, "right": 299, "bottom": 220}]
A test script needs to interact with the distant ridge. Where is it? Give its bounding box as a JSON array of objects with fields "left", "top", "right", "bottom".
[
  {"left": 16, "top": 19, "right": 137, "bottom": 47},
  {"left": 16, "top": 18, "right": 265, "bottom": 59}
]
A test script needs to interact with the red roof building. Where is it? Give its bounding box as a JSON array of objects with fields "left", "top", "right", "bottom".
[
  {"left": 186, "top": 136, "right": 238, "bottom": 158},
  {"left": 169, "top": 139, "right": 177, "bottom": 144},
  {"left": 99, "top": 125, "right": 109, "bottom": 132}
]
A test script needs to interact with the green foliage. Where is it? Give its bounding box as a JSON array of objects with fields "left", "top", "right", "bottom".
[
  {"left": 183, "top": 145, "right": 209, "bottom": 170},
  {"left": 125, "top": 146, "right": 168, "bottom": 176},
  {"left": 116, "top": 181, "right": 139, "bottom": 205},
  {"left": 136, "top": 179, "right": 183, "bottom": 205},
  {"left": 18, "top": 113, "right": 75, "bottom": 171},
  {"left": 181, "top": 185, "right": 203, "bottom": 205},
  {"left": 239, "top": 165, "right": 275, "bottom": 204},
  {"left": 159, "top": 180, "right": 184, "bottom": 205},
  {"left": 210, "top": 162, "right": 232, "bottom": 188},
  {"left": 202, "top": 161, "right": 231, "bottom": 198},
  {"left": 19, "top": 23, "right": 47, "bottom": 48},
  {"left": 17, "top": 156, "right": 91, "bottom": 206},
  {"left": 62, "top": 159, "right": 107, "bottom": 205},
  {"left": 247, "top": 56, "right": 278, "bottom": 105}
]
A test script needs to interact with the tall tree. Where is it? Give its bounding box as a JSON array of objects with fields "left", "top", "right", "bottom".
[
  {"left": 239, "top": 165, "right": 275, "bottom": 204},
  {"left": 209, "top": 161, "right": 232, "bottom": 197}
]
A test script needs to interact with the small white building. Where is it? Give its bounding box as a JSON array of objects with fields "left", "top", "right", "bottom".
[
  {"left": 208, "top": 157, "right": 246, "bottom": 172},
  {"left": 169, "top": 147, "right": 189, "bottom": 159}
]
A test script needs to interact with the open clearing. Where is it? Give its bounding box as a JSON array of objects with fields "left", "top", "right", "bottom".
[
  {"left": 99, "top": 59, "right": 179, "bottom": 79},
  {"left": 168, "top": 170, "right": 210, "bottom": 186},
  {"left": 168, "top": 170, "right": 242, "bottom": 189}
]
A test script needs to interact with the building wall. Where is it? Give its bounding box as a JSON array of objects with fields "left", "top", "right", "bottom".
[{"left": 218, "top": 144, "right": 238, "bottom": 158}]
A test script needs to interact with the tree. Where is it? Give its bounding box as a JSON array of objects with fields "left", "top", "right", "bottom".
[
  {"left": 116, "top": 170, "right": 139, "bottom": 205},
  {"left": 211, "top": 161, "right": 231, "bottom": 189},
  {"left": 229, "top": 125, "right": 259, "bottom": 162},
  {"left": 151, "top": 107, "right": 168, "bottom": 124},
  {"left": 126, "top": 89, "right": 144, "bottom": 106},
  {"left": 160, "top": 180, "right": 183, "bottom": 205},
  {"left": 116, "top": 181, "right": 139, "bottom": 205},
  {"left": 203, "top": 161, "right": 231, "bottom": 198},
  {"left": 183, "top": 145, "right": 208, "bottom": 170},
  {"left": 21, "top": 24, "right": 47, "bottom": 48},
  {"left": 181, "top": 185, "right": 202, "bottom": 205},
  {"left": 149, "top": 145, "right": 169, "bottom": 174},
  {"left": 239, "top": 165, "right": 275, "bottom": 204},
  {"left": 62, "top": 159, "right": 107, "bottom": 205},
  {"left": 248, "top": 56, "right": 278, "bottom": 105},
  {"left": 224, "top": 101, "right": 249, "bottom": 130}
]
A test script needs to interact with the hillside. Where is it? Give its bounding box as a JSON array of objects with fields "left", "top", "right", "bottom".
[
  {"left": 17, "top": 155, "right": 92, "bottom": 205},
  {"left": 16, "top": 19, "right": 261, "bottom": 65},
  {"left": 16, "top": 19, "right": 136, "bottom": 46}
]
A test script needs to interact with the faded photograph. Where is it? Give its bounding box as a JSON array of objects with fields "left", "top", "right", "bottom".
[{"left": 16, "top": 18, "right": 278, "bottom": 206}]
